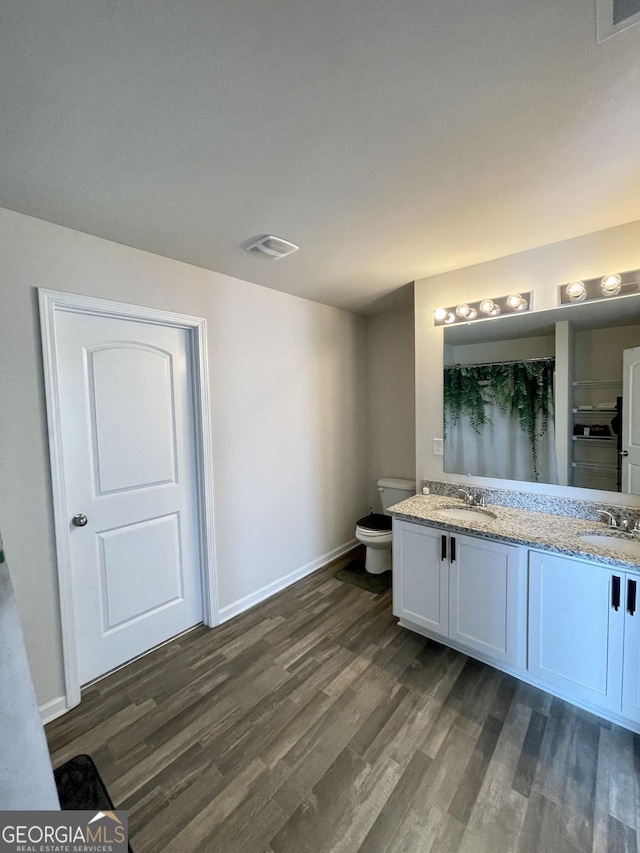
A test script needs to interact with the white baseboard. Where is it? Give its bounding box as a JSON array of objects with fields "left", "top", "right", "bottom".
[
  {"left": 39, "top": 695, "right": 68, "bottom": 725},
  {"left": 218, "top": 539, "right": 358, "bottom": 624}
]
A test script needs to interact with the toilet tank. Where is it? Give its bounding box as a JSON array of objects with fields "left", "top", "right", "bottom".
[{"left": 377, "top": 478, "right": 416, "bottom": 514}]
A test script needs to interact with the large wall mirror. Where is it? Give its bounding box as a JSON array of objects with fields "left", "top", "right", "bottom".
[{"left": 443, "top": 296, "right": 640, "bottom": 494}]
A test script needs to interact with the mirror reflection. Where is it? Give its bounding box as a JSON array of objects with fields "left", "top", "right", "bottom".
[{"left": 443, "top": 297, "right": 640, "bottom": 494}]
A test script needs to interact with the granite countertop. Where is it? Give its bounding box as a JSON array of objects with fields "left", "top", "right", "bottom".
[{"left": 389, "top": 494, "right": 640, "bottom": 571}]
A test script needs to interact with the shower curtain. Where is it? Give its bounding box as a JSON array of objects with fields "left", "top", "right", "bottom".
[{"left": 444, "top": 359, "right": 558, "bottom": 484}]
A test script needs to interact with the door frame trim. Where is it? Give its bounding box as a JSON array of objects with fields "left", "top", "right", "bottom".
[{"left": 39, "top": 288, "right": 218, "bottom": 709}]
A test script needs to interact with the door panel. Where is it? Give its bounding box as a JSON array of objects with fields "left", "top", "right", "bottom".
[
  {"left": 55, "top": 311, "right": 202, "bottom": 684},
  {"left": 449, "top": 535, "right": 524, "bottom": 667},
  {"left": 89, "top": 345, "right": 177, "bottom": 493},
  {"left": 98, "top": 513, "right": 184, "bottom": 630},
  {"left": 528, "top": 551, "right": 623, "bottom": 712},
  {"left": 622, "top": 575, "right": 640, "bottom": 721},
  {"left": 393, "top": 520, "right": 448, "bottom": 636}
]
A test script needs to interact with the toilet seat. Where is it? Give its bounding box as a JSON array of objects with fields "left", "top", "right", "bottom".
[
  {"left": 356, "top": 513, "right": 392, "bottom": 534},
  {"left": 356, "top": 525, "right": 391, "bottom": 539}
]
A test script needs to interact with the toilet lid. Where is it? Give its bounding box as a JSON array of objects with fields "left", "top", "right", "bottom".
[{"left": 356, "top": 513, "right": 392, "bottom": 532}]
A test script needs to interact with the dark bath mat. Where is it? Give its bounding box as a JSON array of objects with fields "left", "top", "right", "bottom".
[
  {"left": 334, "top": 559, "right": 392, "bottom": 594},
  {"left": 54, "top": 754, "right": 133, "bottom": 852}
]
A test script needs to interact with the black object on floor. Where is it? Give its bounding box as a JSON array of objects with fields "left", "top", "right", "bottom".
[
  {"left": 334, "top": 559, "right": 392, "bottom": 594},
  {"left": 54, "top": 754, "right": 133, "bottom": 852}
]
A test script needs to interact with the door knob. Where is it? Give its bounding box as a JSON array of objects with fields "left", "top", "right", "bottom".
[{"left": 72, "top": 513, "right": 88, "bottom": 527}]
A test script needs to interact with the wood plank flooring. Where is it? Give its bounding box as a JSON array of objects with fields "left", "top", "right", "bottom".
[{"left": 46, "top": 550, "right": 640, "bottom": 852}]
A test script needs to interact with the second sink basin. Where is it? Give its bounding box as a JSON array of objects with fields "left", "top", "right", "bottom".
[
  {"left": 579, "top": 531, "right": 640, "bottom": 559},
  {"left": 436, "top": 505, "right": 497, "bottom": 522}
]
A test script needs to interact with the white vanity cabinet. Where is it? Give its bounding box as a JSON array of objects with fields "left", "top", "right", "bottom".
[
  {"left": 393, "top": 519, "right": 526, "bottom": 669},
  {"left": 529, "top": 550, "right": 640, "bottom": 723},
  {"left": 392, "top": 510, "right": 640, "bottom": 731}
]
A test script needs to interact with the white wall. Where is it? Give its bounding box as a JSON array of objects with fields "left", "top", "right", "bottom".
[
  {"left": 574, "top": 325, "right": 640, "bottom": 383},
  {"left": 0, "top": 208, "right": 369, "bottom": 709},
  {"left": 415, "top": 218, "right": 640, "bottom": 505},
  {"left": 365, "top": 308, "right": 415, "bottom": 507}
]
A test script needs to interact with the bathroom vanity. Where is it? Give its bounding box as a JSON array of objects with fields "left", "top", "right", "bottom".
[{"left": 390, "top": 493, "right": 640, "bottom": 733}]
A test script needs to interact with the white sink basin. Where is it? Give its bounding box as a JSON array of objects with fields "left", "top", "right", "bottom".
[
  {"left": 579, "top": 532, "right": 640, "bottom": 559},
  {"left": 435, "top": 506, "right": 497, "bottom": 522}
]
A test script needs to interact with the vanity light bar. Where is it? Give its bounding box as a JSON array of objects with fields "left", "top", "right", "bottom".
[
  {"left": 433, "top": 292, "right": 533, "bottom": 327},
  {"left": 559, "top": 268, "right": 640, "bottom": 305}
]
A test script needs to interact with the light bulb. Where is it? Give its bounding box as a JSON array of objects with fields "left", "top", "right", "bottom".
[
  {"left": 490, "top": 304, "right": 501, "bottom": 316},
  {"left": 566, "top": 281, "right": 587, "bottom": 303},
  {"left": 444, "top": 312, "right": 456, "bottom": 324},
  {"left": 466, "top": 308, "right": 477, "bottom": 320},
  {"left": 434, "top": 307, "right": 448, "bottom": 322},
  {"left": 479, "top": 299, "right": 495, "bottom": 314},
  {"left": 506, "top": 293, "right": 528, "bottom": 311},
  {"left": 456, "top": 303, "right": 471, "bottom": 318},
  {"left": 601, "top": 273, "right": 622, "bottom": 296}
]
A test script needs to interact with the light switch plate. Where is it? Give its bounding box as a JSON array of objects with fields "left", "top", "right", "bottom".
[{"left": 433, "top": 438, "right": 444, "bottom": 456}]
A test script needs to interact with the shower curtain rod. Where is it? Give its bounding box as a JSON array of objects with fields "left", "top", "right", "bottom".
[{"left": 446, "top": 356, "right": 555, "bottom": 370}]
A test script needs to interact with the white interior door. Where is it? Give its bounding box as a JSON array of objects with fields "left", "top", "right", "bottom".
[
  {"left": 54, "top": 310, "right": 203, "bottom": 685},
  {"left": 622, "top": 347, "right": 640, "bottom": 494}
]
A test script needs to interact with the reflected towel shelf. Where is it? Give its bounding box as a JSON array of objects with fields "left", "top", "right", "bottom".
[
  {"left": 572, "top": 462, "right": 618, "bottom": 471},
  {"left": 572, "top": 379, "right": 622, "bottom": 388}
]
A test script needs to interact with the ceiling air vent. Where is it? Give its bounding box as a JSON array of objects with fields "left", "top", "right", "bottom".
[
  {"left": 244, "top": 235, "right": 299, "bottom": 260},
  {"left": 597, "top": 0, "right": 640, "bottom": 41}
]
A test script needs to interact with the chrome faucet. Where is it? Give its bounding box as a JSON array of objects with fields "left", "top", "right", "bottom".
[
  {"left": 599, "top": 510, "right": 618, "bottom": 528},
  {"left": 456, "top": 488, "right": 484, "bottom": 507}
]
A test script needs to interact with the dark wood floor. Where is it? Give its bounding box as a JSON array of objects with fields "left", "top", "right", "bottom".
[{"left": 46, "top": 551, "right": 640, "bottom": 853}]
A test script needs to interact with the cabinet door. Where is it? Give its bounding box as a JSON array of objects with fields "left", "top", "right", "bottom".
[
  {"left": 622, "top": 575, "right": 640, "bottom": 721},
  {"left": 448, "top": 534, "right": 526, "bottom": 668},
  {"left": 392, "top": 520, "right": 449, "bottom": 636},
  {"left": 528, "top": 551, "right": 624, "bottom": 713}
]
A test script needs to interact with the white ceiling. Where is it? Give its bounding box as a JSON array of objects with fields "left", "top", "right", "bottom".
[{"left": 1, "top": 1, "right": 640, "bottom": 315}]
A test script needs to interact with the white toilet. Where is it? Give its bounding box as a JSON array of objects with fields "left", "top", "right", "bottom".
[{"left": 355, "top": 478, "right": 416, "bottom": 574}]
